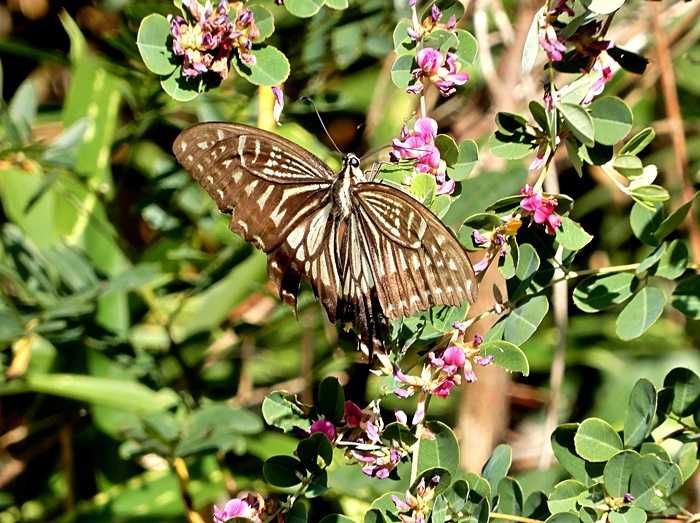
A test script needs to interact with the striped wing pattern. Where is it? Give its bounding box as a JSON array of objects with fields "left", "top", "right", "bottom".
[{"left": 173, "top": 122, "right": 477, "bottom": 354}]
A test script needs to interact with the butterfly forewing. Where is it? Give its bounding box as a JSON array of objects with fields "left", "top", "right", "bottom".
[{"left": 173, "top": 123, "right": 332, "bottom": 253}]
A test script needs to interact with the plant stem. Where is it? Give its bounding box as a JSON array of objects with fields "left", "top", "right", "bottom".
[
  {"left": 409, "top": 2, "right": 428, "bottom": 119},
  {"left": 173, "top": 458, "right": 206, "bottom": 523},
  {"left": 491, "top": 512, "right": 545, "bottom": 523},
  {"left": 409, "top": 393, "right": 431, "bottom": 485}
]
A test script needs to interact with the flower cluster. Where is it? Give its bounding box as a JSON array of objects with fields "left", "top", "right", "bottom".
[
  {"left": 392, "top": 475, "right": 442, "bottom": 523},
  {"left": 394, "top": 327, "right": 491, "bottom": 424},
  {"left": 391, "top": 117, "right": 454, "bottom": 194},
  {"left": 520, "top": 185, "right": 562, "bottom": 235},
  {"left": 409, "top": 48, "right": 469, "bottom": 97},
  {"left": 169, "top": 0, "right": 258, "bottom": 80},
  {"left": 213, "top": 492, "right": 265, "bottom": 523},
  {"left": 309, "top": 400, "right": 409, "bottom": 479}
]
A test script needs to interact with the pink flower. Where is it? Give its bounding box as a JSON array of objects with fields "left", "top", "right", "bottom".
[
  {"left": 539, "top": 23, "right": 567, "bottom": 62},
  {"left": 582, "top": 61, "right": 613, "bottom": 105},
  {"left": 409, "top": 49, "right": 469, "bottom": 97},
  {"left": 213, "top": 493, "right": 262, "bottom": 523},
  {"left": 442, "top": 345, "right": 466, "bottom": 371},
  {"left": 431, "top": 377, "right": 457, "bottom": 397},
  {"left": 272, "top": 86, "right": 284, "bottom": 125},
  {"left": 391, "top": 117, "right": 441, "bottom": 174},
  {"left": 520, "top": 185, "right": 562, "bottom": 234},
  {"left": 344, "top": 400, "right": 363, "bottom": 428},
  {"left": 309, "top": 418, "right": 337, "bottom": 441}
]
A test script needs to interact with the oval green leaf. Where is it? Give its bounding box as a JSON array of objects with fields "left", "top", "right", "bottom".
[
  {"left": 574, "top": 417, "right": 623, "bottom": 462},
  {"left": 615, "top": 286, "right": 666, "bottom": 340}
]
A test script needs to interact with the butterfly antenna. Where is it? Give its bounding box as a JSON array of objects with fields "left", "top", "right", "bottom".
[{"left": 301, "top": 96, "right": 343, "bottom": 154}]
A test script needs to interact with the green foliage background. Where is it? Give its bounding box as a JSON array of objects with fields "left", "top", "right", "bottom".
[{"left": 0, "top": 0, "right": 699, "bottom": 522}]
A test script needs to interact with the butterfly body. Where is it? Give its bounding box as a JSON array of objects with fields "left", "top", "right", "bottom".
[{"left": 173, "top": 123, "right": 476, "bottom": 354}]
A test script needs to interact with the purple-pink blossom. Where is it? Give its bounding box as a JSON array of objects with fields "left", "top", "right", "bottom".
[
  {"left": 272, "top": 86, "right": 284, "bottom": 124},
  {"left": 539, "top": 23, "right": 567, "bottom": 62},
  {"left": 309, "top": 418, "right": 337, "bottom": 441},
  {"left": 391, "top": 117, "right": 455, "bottom": 195},
  {"left": 213, "top": 493, "right": 263, "bottom": 523},
  {"left": 520, "top": 185, "right": 562, "bottom": 235},
  {"left": 410, "top": 48, "right": 469, "bottom": 97},
  {"left": 168, "top": 0, "right": 259, "bottom": 80}
]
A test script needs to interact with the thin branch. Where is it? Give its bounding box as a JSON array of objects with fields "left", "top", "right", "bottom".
[
  {"left": 173, "top": 457, "right": 206, "bottom": 523},
  {"left": 650, "top": 3, "right": 700, "bottom": 267},
  {"left": 491, "top": 512, "right": 545, "bottom": 523}
]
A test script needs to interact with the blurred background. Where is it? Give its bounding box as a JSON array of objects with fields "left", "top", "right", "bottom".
[{"left": 0, "top": 0, "right": 699, "bottom": 521}]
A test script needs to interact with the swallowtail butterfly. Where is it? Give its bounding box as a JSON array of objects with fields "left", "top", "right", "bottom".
[{"left": 173, "top": 123, "right": 477, "bottom": 355}]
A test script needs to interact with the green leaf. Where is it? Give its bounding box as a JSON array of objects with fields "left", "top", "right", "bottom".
[
  {"left": 250, "top": 5, "right": 275, "bottom": 41},
  {"left": 233, "top": 45, "right": 290, "bottom": 86},
  {"left": 262, "top": 391, "right": 309, "bottom": 432},
  {"left": 391, "top": 54, "right": 414, "bottom": 89},
  {"left": 423, "top": 29, "right": 459, "bottom": 54},
  {"left": 515, "top": 243, "right": 540, "bottom": 282},
  {"left": 435, "top": 134, "right": 459, "bottom": 165},
  {"left": 545, "top": 513, "right": 580, "bottom": 523},
  {"left": 547, "top": 479, "right": 587, "bottom": 514},
  {"left": 497, "top": 478, "right": 524, "bottom": 516},
  {"left": 630, "top": 203, "right": 663, "bottom": 246},
  {"left": 676, "top": 442, "right": 699, "bottom": 482},
  {"left": 454, "top": 29, "right": 478, "bottom": 66},
  {"left": 604, "top": 450, "right": 641, "bottom": 497},
  {"left": 137, "top": 14, "right": 176, "bottom": 76},
  {"left": 552, "top": 424, "right": 601, "bottom": 485},
  {"left": 488, "top": 132, "right": 534, "bottom": 160},
  {"left": 284, "top": 0, "right": 323, "bottom": 17},
  {"left": 615, "top": 286, "right": 666, "bottom": 340},
  {"left": 662, "top": 367, "right": 700, "bottom": 417},
  {"left": 432, "top": 495, "right": 448, "bottom": 523},
  {"left": 589, "top": 96, "right": 633, "bottom": 146},
  {"left": 0, "top": 373, "right": 178, "bottom": 415},
  {"left": 263, "top": 455, "right": 306, "bottom": 487},
  {"left": 416, "top": 421, "right": 460, "bottom": 476},
  {"left": 671, "top": 276, "right": 700, "bottom": 319},
  {"left": 556, "top": 217, "right": 593, "bottom": 251},
  {"left": 482, "top": 444, "right": 512, "bottom": 496},
  {"left": 559, "top": 102, "right": 595, "bottom": 146},
  {"left": 410, "top": 173, "right": 436, "bottom": 203},
  {"left": 635, "top": 243, "right": 666, "bottom": 275},
  {"left": 630, "top": 455, "right": 682, "bottom": 512},
  {"left": 613, "top": 155, "right": 643, "bottom": 178},
  {"left": 573, "top": 272, "right": 637, "bottom": 313},
  {"left": 654, "top": 239, "right": 688, "bottom": 280},
  {"left": 496, "top": 112, "right": 528, "bottom": 135},
  {"left": 287, "top": 500, "right": 310, "bottom": 523},
  {"left": 503, "top": 295, "right": 549, "bottom": 345},
  {"left": 176, "top": 404, "right": 263, "bottom": 456},
  {"left": 324, "top": 0, "right": 349, "bottom": 9},
  {"left": 654, "top": 194, "right": 697, "bottom": 242},
  {"left": 331, "top": 22, "right": 363, "bottom": 68},
  {"left": 521, "top": 8, "right": 543, "bottom": 74},
  {"left": 317, "top": 377, "right": 344, "bottom": 424},
  {"left": 574, "top": 418, "right": 623, "bottom": 462},
  {"left": 160, "top": 69, "right": 201, "bottom": 102},
  {"left": 619, "top": 127, "right": 655, "bottom": 156},
  {"left": 298, "top": 433, "right": 333, "bottom": 472},
  {"left": 610, "top": 507, "right": 647, "bottom": 523},
  {"left": 480, "top": 341, "right": 529, "bottom": 376},
  {"left": 393, "top": 20, "right": 415, "bottom": 55},
  {"left": 629, "top": 185, "right": 670, "bottom": 208},
  {"left": 624, "top": 379, "right": 657, "bottom": 448}
]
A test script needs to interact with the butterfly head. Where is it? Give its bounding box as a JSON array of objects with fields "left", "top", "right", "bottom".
[{"left": 343, "top": 153, "right": 361, "bottom": 169}]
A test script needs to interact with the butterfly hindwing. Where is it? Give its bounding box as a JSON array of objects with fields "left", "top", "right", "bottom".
[{"left": 354, "top": 183, "right": 477, "bottom": 320}]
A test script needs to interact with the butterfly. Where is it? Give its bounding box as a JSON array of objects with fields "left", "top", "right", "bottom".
[{"left": 173, "top": 123, "right": 477, "bottom": 355}]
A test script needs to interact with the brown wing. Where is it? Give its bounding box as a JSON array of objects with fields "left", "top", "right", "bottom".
[
  {"left": 353, "top": 182, "right": 477, "bottom": 320},
  {"left": 172, "top": 123, "right": 333, "bottom": 254}
]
